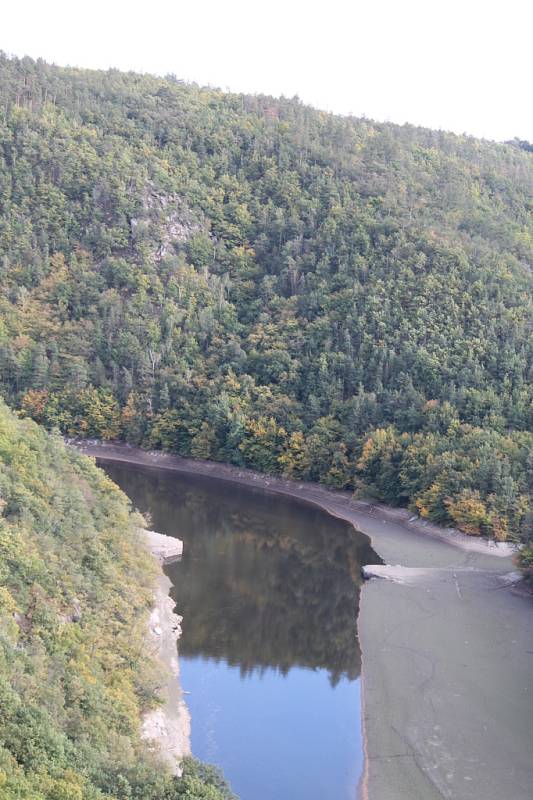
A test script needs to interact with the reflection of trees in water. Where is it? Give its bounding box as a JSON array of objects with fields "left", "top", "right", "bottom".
[{"left": 103, "top": 462, "right": 380, "bottom": 685}]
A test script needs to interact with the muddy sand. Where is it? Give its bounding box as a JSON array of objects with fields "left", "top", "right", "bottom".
[{"left": 75, "top": 441, "right": 532, "bottom": 800}]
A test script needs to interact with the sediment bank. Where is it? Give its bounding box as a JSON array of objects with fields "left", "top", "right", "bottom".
[
  {"left": 76, "top": 441, "right": 532, "bottom": 800},
  {"left": 142, "top": 528, "right": 191, "bottom": 775}
]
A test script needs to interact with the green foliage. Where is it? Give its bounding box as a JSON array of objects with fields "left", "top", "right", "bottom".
[
  {"left": 518, "top": 544, "right": 533, "bottom": 586},
  {"left": 0, "top": 53, "right": 531, "bottom": 551},
  {"left": 0, "top": 401, "right": 233, "bottom": 799},
  {"left": 176, "top": 760, "right": 236, "bottom": 800}
]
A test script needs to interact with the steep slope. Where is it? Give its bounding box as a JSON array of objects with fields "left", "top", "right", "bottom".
[
  {"left": 0, "top": 400, "right": 233, "bottom": 799},
  {"left": 0, "top": 54, "right": 531, "bottom": 549}
]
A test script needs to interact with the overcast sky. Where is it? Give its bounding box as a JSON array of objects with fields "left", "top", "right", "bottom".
[{"left": 3, "top": 0, "right": 532, "bottom": 142}]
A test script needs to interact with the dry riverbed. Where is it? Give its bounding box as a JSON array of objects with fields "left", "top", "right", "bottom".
[{"left": 74, "top": 441, "right": 532, "bottom": 800}]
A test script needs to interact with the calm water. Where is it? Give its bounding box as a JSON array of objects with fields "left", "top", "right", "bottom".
[{"left": 102, "top": 461, "right": 379, "bottom": 800}]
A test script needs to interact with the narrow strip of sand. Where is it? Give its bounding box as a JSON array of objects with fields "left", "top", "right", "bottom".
[
  {"left": 75, "top": 441, "right": 532, "bottom": 800},
  {"left": 142, "top": 528, "right": 191, "bottom": 774}
]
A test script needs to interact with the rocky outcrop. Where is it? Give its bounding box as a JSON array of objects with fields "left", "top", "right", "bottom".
[{"left": 130, "top": 186, "right": 204, "bottom": 262}]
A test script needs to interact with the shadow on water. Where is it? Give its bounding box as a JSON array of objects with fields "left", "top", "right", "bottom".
[{"left": 101, "top": 460, "right": 381, "bottom": 799}]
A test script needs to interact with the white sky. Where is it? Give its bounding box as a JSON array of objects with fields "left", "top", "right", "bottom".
[{"left": 3, "top": 0, "right": 532, "bottom": 142}]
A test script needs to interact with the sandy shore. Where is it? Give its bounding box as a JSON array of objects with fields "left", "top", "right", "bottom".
[
  {"left": 74, "top": 441, "right": 532, "bottom": 800},
  {"left": 142, "top": 529, "right": 191, "bottom": 774}
]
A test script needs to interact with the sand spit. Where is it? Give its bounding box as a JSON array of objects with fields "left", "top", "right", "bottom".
[
  {"left": 145, "top": 528, "right": 184, "bottom": 564},
  {"left": 362, "top": 563, "right": 471, "bottom": 584},
  {"left": 142, "top": 530, "right": 191, "bottom": 775}
]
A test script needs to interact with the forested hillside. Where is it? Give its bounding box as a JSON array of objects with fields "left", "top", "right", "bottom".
[
  {"left": 0, "top": 54, "right": 532, "bottom": 552},
  {"left": 0, "top": 400, "right": 233, "bottom": 799}
]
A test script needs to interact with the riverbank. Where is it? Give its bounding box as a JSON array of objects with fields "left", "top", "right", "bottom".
[
  {"left": 69, "top": 440, "right": 515, "bottom": 566},
  {"left": 142, "top": 528, "right": 191, "bottom": 774},
  {"left": 75, "top": 441, "right": 532, "bottom": 800}
]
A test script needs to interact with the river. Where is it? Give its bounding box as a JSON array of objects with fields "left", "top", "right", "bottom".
[{"left": 102, "top": 459, "right": 380, "bottom": 800}]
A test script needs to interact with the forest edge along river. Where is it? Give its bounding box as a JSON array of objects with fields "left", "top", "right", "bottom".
[{"left": 72, "top": 441, "right": 533, "bottom": 800}]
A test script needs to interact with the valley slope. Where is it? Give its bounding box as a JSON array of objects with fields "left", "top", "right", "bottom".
[
  {"left": 0, "top": 400, "right": 234, "bottom": 799},
  {"left": 0, "top": 53, "right": 531, "bottom": 560}
]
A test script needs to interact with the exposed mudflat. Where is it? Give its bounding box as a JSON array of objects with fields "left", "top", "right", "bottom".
[
  {"left": 76, "top": 442, "right": 532, "bottom": 800},
  {"left": 359, "top": 567, "right": 532, "bottom": 799}
]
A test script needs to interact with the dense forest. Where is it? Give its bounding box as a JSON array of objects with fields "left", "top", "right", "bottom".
[
  {"left": 0, "top": 400, "right": 234, "bottom": 799},
  {"left": 0, "top": 55, "right": 532, "bottom": 568}
]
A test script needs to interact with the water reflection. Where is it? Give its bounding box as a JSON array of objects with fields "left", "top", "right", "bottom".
[
  {"left": 102, "top": 460, "right": 380, "bottom": 800},
  {"left": 103, "top": 462, "right": 378, "bottom": 684}
]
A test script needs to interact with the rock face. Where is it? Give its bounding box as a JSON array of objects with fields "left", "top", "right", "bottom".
[
  {"left": 130, "top": 186, "right": 204, "bottom": 262},
  {"left": 144, "top": 529, "right": 183, "bottom": 564}
]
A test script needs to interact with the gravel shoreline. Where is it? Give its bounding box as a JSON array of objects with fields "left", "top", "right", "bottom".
[{"left": 142, "top": 529, "right": 191, "bottom": 775}]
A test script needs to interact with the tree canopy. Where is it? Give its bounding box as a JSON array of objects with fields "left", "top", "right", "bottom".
[
  {"left": 0, "top": 399, "right": 234, "bottom": 798},
  {"left": 0, "top": 54, "right": 531, "bottom": 557}
]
